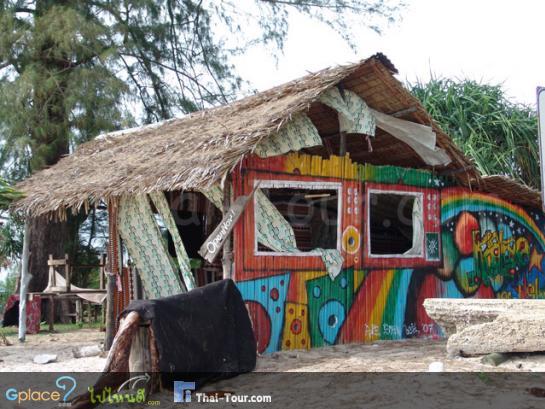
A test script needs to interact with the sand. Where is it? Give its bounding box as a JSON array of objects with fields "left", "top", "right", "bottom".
[
  {"left": 2, "top": 329, "right": 545, "bottom": 408},
  {"left": 2, "top": 328, "right": 545, "bottom": 373},
  {"left": 0, "top": 329, "right": 106, "bottom": 372}
]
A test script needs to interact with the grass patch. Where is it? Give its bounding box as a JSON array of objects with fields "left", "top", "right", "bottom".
[{"left": 0, "top": 321, "right": 102, "bottom": 338}]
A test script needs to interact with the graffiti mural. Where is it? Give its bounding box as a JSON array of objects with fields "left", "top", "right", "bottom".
[{"left": 233, "top": 153, "right": 545, "bottom": 353}]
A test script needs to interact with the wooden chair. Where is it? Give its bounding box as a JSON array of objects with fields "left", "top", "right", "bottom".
[{"left": 40, "top": 254, "right": 107, "bottom": 330}]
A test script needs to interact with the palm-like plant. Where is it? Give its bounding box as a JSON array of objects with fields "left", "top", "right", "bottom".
[
  {"left": 410, "top": 78, "right": 539, "bottom": 189},
  {"left": 0, "top": 179, "right": 22, "bottom": 210}
]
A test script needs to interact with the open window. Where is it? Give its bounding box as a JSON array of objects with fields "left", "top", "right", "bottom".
[
  {"left": 367, "top": 190, "right": 424, "bottom": 258},
  {"left": 254, "top": 180, "right": 342, "bottom": 255}
]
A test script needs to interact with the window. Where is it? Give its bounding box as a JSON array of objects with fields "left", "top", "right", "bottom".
[
  {"left": 254, "top": 180, "right": 342, "bottom": 254},
  {"left": 368, "top": 190, "right": 423, "bottom": 257}
]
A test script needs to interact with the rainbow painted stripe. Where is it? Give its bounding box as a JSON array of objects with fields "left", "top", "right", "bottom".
[{"left": 441, "top": 188, "right": 545, "bottom": 251}]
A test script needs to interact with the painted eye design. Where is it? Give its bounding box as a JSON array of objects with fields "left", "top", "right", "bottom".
[{"left": 342, "top": 225, "right": 360, "bottom": 254}]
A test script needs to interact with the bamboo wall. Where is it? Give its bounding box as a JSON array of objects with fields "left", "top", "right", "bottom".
[{"left": 232, "top": 153, "right": 545, "bottom": 353}]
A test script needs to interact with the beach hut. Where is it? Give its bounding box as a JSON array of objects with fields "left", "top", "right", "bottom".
[{"left": 12, "top": 53, "right": 544, "bottom": 353}]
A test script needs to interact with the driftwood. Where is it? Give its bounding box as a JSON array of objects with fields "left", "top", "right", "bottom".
[{"left": 129, "top": 324, "right": 151, "bottom": 373}]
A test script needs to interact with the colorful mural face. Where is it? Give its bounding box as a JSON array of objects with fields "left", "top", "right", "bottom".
[{"left": 232, "top": 154, "right": 545, "bottom": 353}]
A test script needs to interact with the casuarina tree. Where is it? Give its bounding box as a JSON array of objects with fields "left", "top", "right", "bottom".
[{"left": 0, "top": 0, "right": 404, "bottom": 291}]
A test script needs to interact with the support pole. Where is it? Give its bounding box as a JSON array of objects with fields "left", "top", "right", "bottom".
[
  {"left": 18, "top": 219, "right": 31, "bottom": 342},
  {"left": 222, "top": 175, "right": 233, "bottom": 280},
  {"left": 105, "top": 272, "right": 116, "bottom": 350},
  {"left": 339, "top": 132, "right": 347, "bottom": 157},
  {"left": 105, "top": 199, "right": 120, "bottom": 351}
]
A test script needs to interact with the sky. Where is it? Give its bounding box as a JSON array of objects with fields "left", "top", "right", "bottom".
[
  {"left": 1, "top": 0, "right": 543, "bottom": 284},
  {"left": 235, "top": 0, "right": 543, "bottom": 106}
]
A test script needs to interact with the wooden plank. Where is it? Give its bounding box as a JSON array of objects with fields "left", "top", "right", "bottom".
[
  {"left": 47, "top": 258, "right": 69, "bottom": 267},
  {"left": 199, "top": 180, "right": 256, "bottom": 265}
]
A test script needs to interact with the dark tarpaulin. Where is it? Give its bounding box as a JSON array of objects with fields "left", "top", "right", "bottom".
[{"left": 122, "top": 279, "right": 256, "bottom": 386}]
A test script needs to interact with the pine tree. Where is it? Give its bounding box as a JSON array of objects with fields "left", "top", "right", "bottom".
[{"left": 0, "top": 0, "right": 402, "bottom": 291}]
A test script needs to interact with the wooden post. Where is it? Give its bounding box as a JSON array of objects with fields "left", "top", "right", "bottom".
[
  {"left": 105, "top": 272, "right": 116, "bottom": 350},
  {"left": 339, "top": 132, "right": 347, "bottom": 157},
  {"left": 131, "top": 265, "right": 142, "bottom": 300},
  {"left": 76, "top": 299, "right": 82, "bottom": 324},
  {"left": 65, "top": 253, "right": 71, "bottom": 292},
  {"left": 48, "top": 254, "right": 56, "bottom": 288},
  {"left": 222, "top": 175, "right": 233, "bottom": 280},
  {"left": 86, "top": 302, "right": 92, "bottom": 324},
  {"left": 18, "top": 219, "right": 31, "bottom": 342},
  {"left": 48, "top": 295, "right": 55, "bottom": 332},
  {"left": 105, "top": 199, "right": 120, "bottom": 351},
  {"left": 99, "top": 254, "right": 106, "bottom": 290}
]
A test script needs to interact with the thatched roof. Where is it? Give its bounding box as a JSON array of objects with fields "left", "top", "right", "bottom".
[
  {"left": 13, "top": 53, "right": 514, "bottom": 217},
  {"left": 480, "top": 175, "right": 541, "bottom": 209}
]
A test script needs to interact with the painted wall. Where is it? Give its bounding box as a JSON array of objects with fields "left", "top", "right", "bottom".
[{"left": 232, "top": 153, "right": 545, "bottom": 353}]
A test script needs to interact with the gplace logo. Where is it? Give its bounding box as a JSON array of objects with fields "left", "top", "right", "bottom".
[
  {"left": 5, "top": 375, "right": 77, "bottom": 405},
  {"left": 173, "top": 381, "right": 195, "bottom": 403}
]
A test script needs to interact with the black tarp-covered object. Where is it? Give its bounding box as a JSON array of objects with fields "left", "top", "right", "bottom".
[{"left": 122, "top": 279, "right": 256, "bottom": 384}]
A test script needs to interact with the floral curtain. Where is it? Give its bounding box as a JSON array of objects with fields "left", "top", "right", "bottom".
[
  {"left": 254, "top": 113, "right": 322, "bottom": 157},
  {"left": 202, "top": 185, "right": 344, "bottom": 280},
  {"left": 149, "top": 192, "right": 196, "bottom": 290},
  {"left": 319, "top": 88, "right": 376, "bottom": 136},
  {"left": 118, "top": 194, "right": 185, "bottom": 299}
]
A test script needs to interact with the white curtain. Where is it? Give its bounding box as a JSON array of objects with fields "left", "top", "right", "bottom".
[
  {"left": 404, "top": 197, "right": 424, "bottom": 256},
  {"left": 371, "top": 109, "right": 451, "bottom": 166}
]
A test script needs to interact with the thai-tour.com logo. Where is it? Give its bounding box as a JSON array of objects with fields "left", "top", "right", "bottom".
[
  {"left": 5, "top": 375, "right": 77, "bottom": 405},
  {"left": 174, "top": 381, "right": 272, "bottom": 404}
]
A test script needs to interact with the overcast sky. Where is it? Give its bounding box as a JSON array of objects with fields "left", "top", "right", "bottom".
[{"left": 235, "top": 0, "right": 543, "bottom": 106}]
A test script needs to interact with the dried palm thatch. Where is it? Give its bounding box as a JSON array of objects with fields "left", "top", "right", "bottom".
[
  {"left": 480, "top": 175, "right": 542, "bottom": 209},
  {"left": 14, "top": 53, "right": 485, "bottom": 218}
]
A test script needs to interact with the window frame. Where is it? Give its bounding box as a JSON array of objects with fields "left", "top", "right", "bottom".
[
  {"left": 366, "top": 188, "right": 425, "bottom": 259},
  {"left": 253, "top": 179, "right": 343, "bottom": 256}
]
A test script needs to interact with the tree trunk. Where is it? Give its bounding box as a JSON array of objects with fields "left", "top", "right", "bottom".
[{"left": 27, "top": 215, "right": 70, "bottom": 293}]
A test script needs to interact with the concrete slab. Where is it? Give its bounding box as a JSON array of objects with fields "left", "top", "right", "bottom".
[
  {"left": 423, "top": 298, "right": 545, "bottom": 336},
  {"left": 446, "top": 313, "right": 545, "bottom": 357}
]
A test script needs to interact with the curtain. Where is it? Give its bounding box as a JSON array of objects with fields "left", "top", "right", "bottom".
[
  {"left": 254, "top": 189, "right": 299, "bottom": 252},
  {"left": 371, "top": 109, "right": 451, "bottom": 166},
  {"left": 319, "top": 87, "right": 451, "bottom": 166},
  {"left": 149, "top": 192, "right": 196, "bottom": 290},
  {"left": 255, "top": 189, "right": 344, "bottom": 280},
  {"left": 404, "top": 196, "right": 424, "bottom": 256},
  {"left": 117, "top": 194, "right": 185, "bottom": 299},
  {"left": 203, "top": 185, "right": 344, "bottom": 280},
  {"left": 319, "top": 88, "right": 376, "bottom": 135},
  {"left": 254, "top": 113, "right": 322, "bottom": 158}
]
